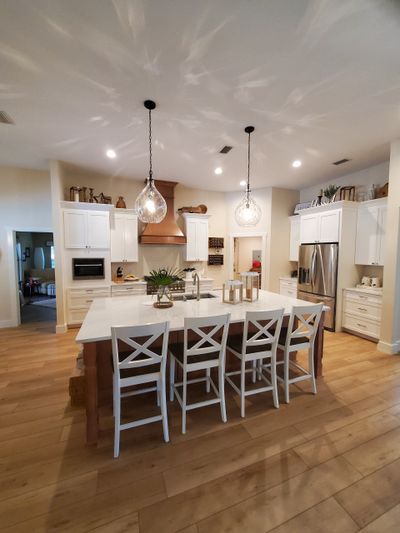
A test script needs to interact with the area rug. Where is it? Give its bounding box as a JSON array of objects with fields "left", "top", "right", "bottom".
[{"left": 31, "top": 299, "right": 57, "bottom": 309}]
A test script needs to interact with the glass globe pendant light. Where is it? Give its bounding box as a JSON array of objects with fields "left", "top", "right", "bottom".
[
  {"left": 135, "top": 100, "right": 167, "bottom": 223},
  {"left": 235, "top": 126, "right": 261, "bottom": 226}
]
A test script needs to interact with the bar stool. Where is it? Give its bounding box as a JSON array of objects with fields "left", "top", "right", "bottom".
[
  {"left": 225, "top": 309, "right": 284, "bottom": 417},
  {"left": 275, "top": 303, "right": 323, "bottom": 403},
  {"left": 111, "top": 321, "right": 170, "bottom": 458},
  {"left": 169, "top": 313, "right": 230, "bottom": 434}
]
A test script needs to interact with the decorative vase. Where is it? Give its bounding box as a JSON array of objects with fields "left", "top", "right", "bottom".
[
  {"left": 153, "top": 285, "right": 173, "bottom": 308},
  {"left": 116, "top": 196, "right": 126, "bottom": 208}
]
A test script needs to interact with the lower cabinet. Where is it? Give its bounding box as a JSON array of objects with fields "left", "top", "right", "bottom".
[
  {"left": 342, "top": 289, "right": 382, "bottom": 340},
  {"left": 279, "top": 278, "right": 298, "bottom": 298},
  {"left": 67, "top": 287, "right": 111, "bottom": 326},
  {"left": 111, "top": 282, "right": 147, "bottom": 297}
]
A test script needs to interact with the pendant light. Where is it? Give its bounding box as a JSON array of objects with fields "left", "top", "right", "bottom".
[
  {"left": 135, "top": 100, "right": 167, "bottom": 223},
  {"left": 235, "top": 126, "right": 261, "bottom": 226}
]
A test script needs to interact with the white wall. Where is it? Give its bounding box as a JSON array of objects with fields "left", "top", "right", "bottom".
[
  {"left": 236, "top": 236, "right": 262, "bottom": 274},
  {"left": 300, "top": 161, "right": 389, "bottom": 203},
  {"left": 0, "top": 167, "right": 52, "bottom": 327}
]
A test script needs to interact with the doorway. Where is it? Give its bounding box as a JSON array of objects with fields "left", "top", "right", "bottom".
[
  {"left": 16, "top": 231, "right": 56, "bottom": 324},
  {"left": 233, "top": 236, "right": 263, "bottom": 286}
]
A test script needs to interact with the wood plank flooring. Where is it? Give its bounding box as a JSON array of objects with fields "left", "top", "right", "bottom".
[{"left": 1, "top": 321, "right": 400, "bottom": 532}]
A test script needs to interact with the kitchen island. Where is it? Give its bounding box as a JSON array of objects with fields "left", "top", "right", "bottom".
[{"left": 76, "top": 290, "right": 326, "bottom": 445}]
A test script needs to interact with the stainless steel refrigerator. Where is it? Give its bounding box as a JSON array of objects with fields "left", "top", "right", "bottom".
[{"left": 297, "top": 243, "right": 338, "bottom": 331}]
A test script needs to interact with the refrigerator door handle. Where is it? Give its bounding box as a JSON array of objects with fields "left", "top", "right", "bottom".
[{"left": 311, "top": 247, "right": 317, "bottom": 292}]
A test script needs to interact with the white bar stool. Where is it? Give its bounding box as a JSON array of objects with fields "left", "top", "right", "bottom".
[
  {"left": 225, "top": 309, "right": 284, "bottom": 417},
  {"left": 111, "top": 321, "right": 170, "bottom": 458},
  {"left": 169, "top": 313, "right": 230, "bottom": 434},
  {"left": 275, "top": 303, "right": 323, "bottom": 403}
]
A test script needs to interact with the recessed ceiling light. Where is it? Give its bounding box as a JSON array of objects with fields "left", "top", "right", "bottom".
[
  {"left": 239, "top": 180, "right": 246, "bottom": 186},
  {"left": 292, "top": 159, "right": 302, "bottom": 168},
  {"left": 214, "top": 167, "right": 223, "bottom": 175},
  {"left": 106, "top": 149, "right": 116, "bottom": 159}
]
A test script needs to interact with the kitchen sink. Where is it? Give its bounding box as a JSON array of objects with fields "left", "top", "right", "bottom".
[{"left": 172, "top": 293, "right": 217, "bottom": 301}]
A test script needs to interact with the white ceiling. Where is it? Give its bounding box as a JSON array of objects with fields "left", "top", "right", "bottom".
[{"left": 0, "top": 0, "right": 399, "bottom": 191}]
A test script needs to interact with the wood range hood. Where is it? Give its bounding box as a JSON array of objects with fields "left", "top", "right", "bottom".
[{"left": 139, "top": 180, "right": 186, "bottom": 245}]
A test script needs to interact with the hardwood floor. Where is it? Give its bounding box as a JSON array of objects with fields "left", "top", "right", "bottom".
[{"left": 1, "top": 321, "right": 400, "bottom": 532}]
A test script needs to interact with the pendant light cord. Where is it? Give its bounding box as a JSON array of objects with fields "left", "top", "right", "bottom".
[
  {"left": 247, "top": 129, "right": 251, "bottom": 195},
  {"left": 148, "top": 108, "right": 153, "bottom": 182}
]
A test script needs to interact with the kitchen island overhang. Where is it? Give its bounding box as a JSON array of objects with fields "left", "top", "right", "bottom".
[{"left": 75, "top": 290, "right": 327, "bottom": 445}]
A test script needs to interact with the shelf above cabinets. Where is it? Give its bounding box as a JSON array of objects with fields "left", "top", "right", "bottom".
[{"left": 182, "top": 213, "right": 210, "bottom": 262}]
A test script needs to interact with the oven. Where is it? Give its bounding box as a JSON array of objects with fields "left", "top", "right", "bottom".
[{"left": 72, "top": 258, "right": 105, "bottom": 280}]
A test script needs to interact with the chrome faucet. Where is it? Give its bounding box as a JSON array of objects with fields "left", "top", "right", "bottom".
[{"left": 193, "top": 272, "right": 200, "bottom": 301}]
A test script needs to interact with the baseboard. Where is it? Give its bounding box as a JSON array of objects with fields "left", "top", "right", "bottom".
[
  {"left": 56, "top": 323, "right": 68, "bottom": 334},
  {"left": 0, "top": 319, "right": 17, "bottom": 328},
  {"left": 377, "top": 340, "right": 400, "bottom": 355}
]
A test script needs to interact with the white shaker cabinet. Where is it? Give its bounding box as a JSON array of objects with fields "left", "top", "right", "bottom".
[
  {"left": 289, "top": 216, "right": 300, "bottom": 261},
  {"left": 355, "top": 199, "right": 387, "bottom": 266},
  {"left": 183, "top": 213, "right": 210, "bottom": 262},
  {"left": 300, "top": 209, "right": 340, "bottom": 243},
  {"left": 110, "top": 210, "right": 138, "bottom": 262},
  {"left": 64, "top": 209, "right": 110, "bottom": 249}
]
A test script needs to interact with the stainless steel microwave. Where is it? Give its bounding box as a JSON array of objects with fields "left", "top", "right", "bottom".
[{"left": 72, "top": 258, "right": 105, "bottom": 280}]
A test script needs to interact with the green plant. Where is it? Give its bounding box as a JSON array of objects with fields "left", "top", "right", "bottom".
[
  {"left": 144, "top": 267, "right": 183, "bottom": 287},
  {"left": 323, "top": 184, "right": 340, "bottom": 200}
]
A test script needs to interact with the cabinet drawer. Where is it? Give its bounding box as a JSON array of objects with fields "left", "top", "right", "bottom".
[
  {"left": 68, "top": 308, "right": 88, "bottom": 325},
  {"left": 343, "top": 314, "right": 380, "bottom": 339},
  {"left": 344, "top": 290, "right": 382, "bottom": 306},
  {"left": 69, "top": 287, "right": 110, "bottom": 297},
  {"left": 111, "top": 285, "right": 146, "bottom": 295},
  {"left": 344, "top": 299, "right": 381, "bottom": 321}
]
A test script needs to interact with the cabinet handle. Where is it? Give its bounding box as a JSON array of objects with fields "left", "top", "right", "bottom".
[
  {"left": 356, "top": 323, "right": 367, "bottom": 328},
  {"left": 86, "top": 299, "right": 93, "bottom": 303},
  {"left": 357, "top": 307, "right": 367, "bottom": 312},
  {"left": 86, "top": 290, "right": 94, "bottom": 293},
  {"left": 358, "top": 295, "right": 368, "bottom": 299}
]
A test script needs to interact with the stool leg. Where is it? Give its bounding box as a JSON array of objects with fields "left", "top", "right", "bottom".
[
  {"left": 252, "top": 360, "right": 256, "bottom": 383},
  {"left": 240, "top": 358, "right": 246, "bottom": 418},
  {"left": 169, "top": 355, "right": 175, "bottom": 401},
  {"left": 284, "top": 351, "right": 290, "bottom": 404},
  {"left": 219, "top": 366, "right": 227, "bottom": 423},
  {"left": 206, "top": 368, "right": 211, "bottom": 393},
  {"left": 182, "top": 371, "right": 187, "bottom": 434},
  {"left": 113, "top": 391, "right": 121, "bottom": 458},
  {"left": 271, "top": 356, "right": 279, "bottom": 409},
  {"left": 160, "top": 378, "right": 170, "bottom": 442},
  {"left": 309, "top": 346, "right": 317, "bottom": 394}
]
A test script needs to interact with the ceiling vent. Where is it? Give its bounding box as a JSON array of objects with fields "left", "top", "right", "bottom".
[
  {"left": 332, "top": 158, "right": 350, "bottom": 166},
  {"left": 0, "top": 111, "right": 14, "bottom": 125},
  {"left": 219, "top": 145, "right": 233, "bottom": 154}
]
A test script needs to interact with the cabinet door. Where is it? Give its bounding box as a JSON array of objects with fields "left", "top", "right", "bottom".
[
  {"left": 300, "top": 214, "right": 319, "bottom": 243},
  {"left": 87, "top": 211, "right": 110, "bottom": 249},
  {"left": 64, "top": 210, "right": 87, "bottom": 249},
  {"left": 185, "top": 219, "right": 198, "bottom": 261},
  {"left": 124, "top": 214, "right": 138, "bottom": 262},
  {"left": 110, "top": 213, "right": 125, "bottom": 262},
  {"left": 289, "top": 217, "right": 300, "bottom": 261},
  {"left": 355, "top": 206, "right": 379, "bottom": 265},
  {"left": 319, "top": 210, "right": 340, "bottom": 242},
  {"left": 196, "top": 219, "right": 209, "bottom": 261},
  {"left": 377, "top": 205, "right": 387, "bottom": 266}
]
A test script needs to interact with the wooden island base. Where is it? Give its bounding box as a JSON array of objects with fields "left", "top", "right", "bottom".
[{"left": 80, "top": 313, "right": 325, "bottom": 446}]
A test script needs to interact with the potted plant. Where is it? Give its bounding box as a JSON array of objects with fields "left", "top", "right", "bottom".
[
  {"left": 323, "top": 184, "right": 340, "bottom": 203},
  {"left": 145, "top": 267, "right": 184, "bottom": 308},
  {"left": 183, "top": 267, "right": 196, "bottom": 280}
]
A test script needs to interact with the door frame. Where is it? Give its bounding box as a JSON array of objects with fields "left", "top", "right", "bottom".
[
  {"left": 228, "top": 232, "right": 267, "bottom": 289},
  {"left": 6, "top": 225, "right": 53, "bottom": 327}
]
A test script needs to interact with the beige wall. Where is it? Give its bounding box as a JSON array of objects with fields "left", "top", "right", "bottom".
[
  {"left": 267, "top": 188, "right": 300, "bottom": 293},
  {"left": 379, "top": 141, "right": 400, "bottom": 353},
  {"left": 300, "top": 161, "right": 389, "bottom": 203},
  {"left": 235, "top": 236, "right": 262, "bottom": 274},
  {"left": 0, "top": 167, "right": 52, "bottom": 326}
]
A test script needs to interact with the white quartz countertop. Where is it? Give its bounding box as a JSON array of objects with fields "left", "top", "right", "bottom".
[{"left": 76, "top": 289, "right": 327, "bottom": 344}]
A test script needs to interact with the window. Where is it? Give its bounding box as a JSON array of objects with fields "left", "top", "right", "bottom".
[{"left": 50, "top": 246, "right": 55, "bottom": 269}]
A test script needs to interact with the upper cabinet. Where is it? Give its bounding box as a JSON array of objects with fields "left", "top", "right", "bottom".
[
  {"left": 110, "top": 210, "right": 138, "bottom": 262},
  {"left": 183, "top": 213, "right": 209, "bottom": 262},
  {"left": 289, "top": 216, "right": 300, "bottom": 261},
  {"left": 64, "top": 209, "right": 110, "bottom": 249},
  {"left": 300, "top": 209, "right": 340, "bottom": 244},
  {"left": 355, "top": 199, "right": 387, "bottom": 266}
]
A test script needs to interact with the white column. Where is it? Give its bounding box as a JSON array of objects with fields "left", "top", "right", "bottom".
[{"left": 378, "top": 140, "right": 400, "bottom": 354}]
